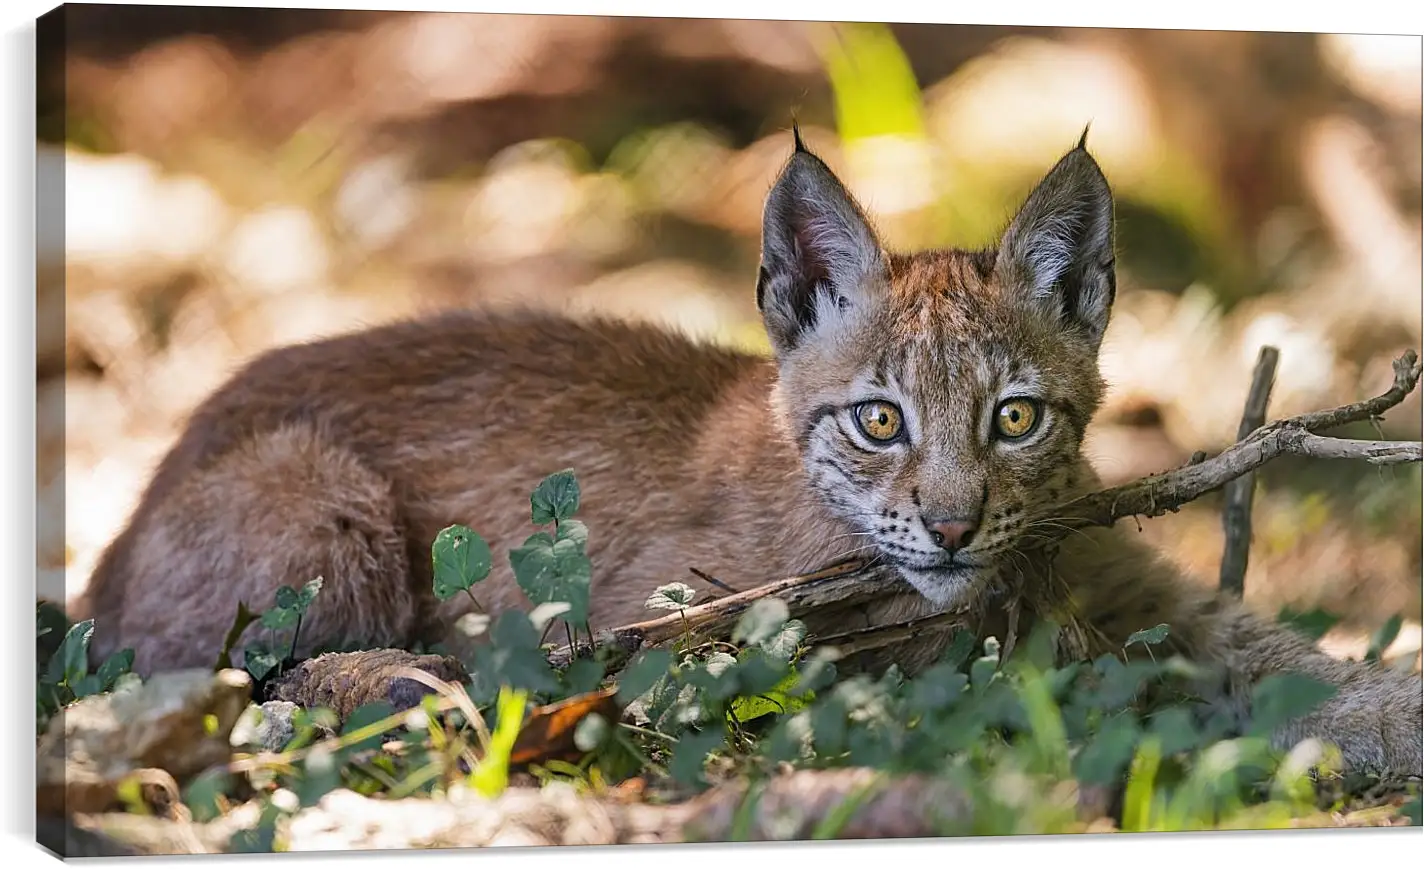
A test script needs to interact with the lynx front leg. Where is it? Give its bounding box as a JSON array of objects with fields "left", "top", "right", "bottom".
[
  {"left": 1212, "top": 601, "right": 1423, "bottom": 777},
  {"left": 1060, "top": 530, "right": 1421, "bottom": 777}
]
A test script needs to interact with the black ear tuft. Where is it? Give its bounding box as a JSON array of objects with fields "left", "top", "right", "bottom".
[
  {"left": 995, "top": 145, "right": 1116, "bottom": 350},
  {"left": 757, "top": 148, "right": 885, "bottom": 356}
]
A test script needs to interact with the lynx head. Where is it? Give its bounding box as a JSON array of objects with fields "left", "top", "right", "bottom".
[{"left": 756, "top": 131, "right": 1115, "bottom": 607}]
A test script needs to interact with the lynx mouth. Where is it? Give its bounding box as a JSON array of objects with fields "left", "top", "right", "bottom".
[
  {"left": 877, "top": 540, "right": 981, "bottom": 574},
  {"left": 893, "top": 561, "right": 981, "bottom": 608}
]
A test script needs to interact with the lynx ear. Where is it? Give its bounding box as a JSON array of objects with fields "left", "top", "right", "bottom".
[
  {"left": 995, "top": 140, "right": 1116, "bottom": 350},
  {"left": 757, "top": 137, "right": 887, "bottom": 356}
]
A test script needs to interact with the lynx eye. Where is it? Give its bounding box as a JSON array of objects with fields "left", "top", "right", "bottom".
[
  {"left": 854, "top": 401, "right": 904, "bottom": 443},
  {"left": 995, "top": 398, "right": 1040, "bottom": 440}
]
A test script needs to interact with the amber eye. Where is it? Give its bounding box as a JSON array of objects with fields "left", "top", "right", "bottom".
[
  {"left": 854, "top": 401, "right": 904, "bottom": 443},
  {"left": 995, "top": 398, "right": 1040, "bottom": 440}
]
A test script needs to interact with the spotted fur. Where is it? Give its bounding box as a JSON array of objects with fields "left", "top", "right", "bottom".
[{"left": 74, "top": 137, "right": 1420, "bottom": 777}]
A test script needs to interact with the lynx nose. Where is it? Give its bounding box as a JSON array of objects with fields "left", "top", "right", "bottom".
[{"left": 926, "top": 518, "right": 977, "bottom": 552}]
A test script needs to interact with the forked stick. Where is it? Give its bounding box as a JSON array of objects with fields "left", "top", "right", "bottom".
[{"left": 1029, "top": 349, "right": 1421, "bottom": 536}]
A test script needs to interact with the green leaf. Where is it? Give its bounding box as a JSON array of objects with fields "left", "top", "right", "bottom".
[
  {"left": 244, "top": 642, "right": 280, "bottom": 682},
  {"left": 531, "top": 469, "right": 581, "bottom": 525},
  {"left": 1074, "top": 713, "right": 1142, "bottom": 785},
  {"left": 810, "top": 701, "right": 848, "bottom": 755},
  {"left": 70, "top": 674, "right": 103, "bottom": 699},
  {"left": 762, "top": 711, "right": 811, "bottom": 764},
  {"left": 1147, "top": 707, "right": 1203, "bottom": 756},
  {"left": 182, "top": 769, "right": 231, "bottom": 823},
  {"left": 733, "top": 649, "right": 789, "bottom": 697},
  {"left": 296, "top": 744, "right": 342, "bottom": 808},
  {"left": 1402, "top": 796, "right": 1422, "bottom": 826},
  {"left": 1045, "top": 663, "right": 1083, "bottom": 701},
  {"left": 616, "top": 649, "right": 673, "bottom": 705},
  {"left": 669, "top": 727, "right": 725, "bottom": 788},
  {"left": 636, "top": 672, "right": 689, "bottom": 732},
  {"left": 1092, "top": 653, "right": 1123, "bottom": 676},
  {"left": 471, "top": 612, "right": 561, "bottom": 696},
  {"left": 695, "top": 651, "right": 743, "bottom": 703},
  {"left": 564, "top": 657, "right": 605, "bottom": 696},
  {"left": 491, "top": 610, "right": 540, "bottom": 650},
  {"left": 730, "top": 691, "right": 793, "bottom": 723},
  {"left": 573, "top": 712, "right": 609, "bottom": 752},
  {"left": 261, "top": 606, "right": 298, "bottom": 631},
  {"left": 1249, "top": 673, "right": 1338, "bottom": 736},
  {"left": 732, "top": 597, "right": 789, "bottom": 647},
  {"left": 231, "top": 804, "right": 281, "bottom": 853},
  {"left": 645, "top": 582, "right": 697, "bottom": 611},
  {"left": 970, "top": 654, "right": 999, "bottom": 692},
  {"left": 49, "top": 619, "right": 95, "bottom": 687},
  {"left": 789, "top": 649, "right": 839, "bottom": 698},
  {"left": 95, "top": 648, "right": 134, "bottom": 692},
  {"left": 1125, "top": 624, "right": 1170, "bottom": 647},
  {"left": 431, "top": 525, "right": 493, "bottom": 602},
  {"left": 215, "top": 601, "right": 260, "bottom": 671},
  {"left": 554, "top": 519, "right": 589, "bottom": 548},
  {"left": 704, "top": 651, "right": 738, "bottom": 677},
  {"left": 1092, "top": 660, "right": 1162, "bottom": 709},
  {"left": 36, "top": 601, "right": 67, "bottom": 650},
  {"left": 510, "top": 533, "right": 591, "bottom": 625},
  {"left": 481, "top": 643, "right": 563, "bottom": 697},
  {"left": 939, "top": 629, "right": 978, "bottom": 670},
  {"left": 297, "top": 577, "right": 324, "bottom": 612},
  {"left": 274, "top": 586, "right": 300, "bottom": 611},
  {"left": 730, "top": 670, "right": 808, "bottom": 722},
  {"left": 1366, "top": 613, "right": 1404, "bottom": 663},
  {"left": 1011, "top": 620, "right": 1063, "bottom": 672},
  {"left": 846, "top": 727, "right": 893, "bottom": 769},
  {"left": 341, "top": 702, "right": 396, "bottom": 753},
  {"left": 1277, "top": 607, "right": 1341, "bottom": 642},
  {"left": 907, "top": 665, "right": 968, "bottom": 714},
  {"left": 759, "top": 618, "right": 807, "bottom": 662}
]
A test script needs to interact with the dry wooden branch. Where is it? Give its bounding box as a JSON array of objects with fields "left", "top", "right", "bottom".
[
  {"left": 1220, "top": 345, "right": 1280, "bottom": 597},
  {"left": 1029, "top": 349, "right": 1422, "bottom": 538},
  {"left": 808, "top": 607, "right": 973, "bottom": 659},
  {"left": 548, "top": 350, "right": 1423, "bottom": 670},
  {"left": 546, "top": 560, "right": 899, "bottom": 670}
]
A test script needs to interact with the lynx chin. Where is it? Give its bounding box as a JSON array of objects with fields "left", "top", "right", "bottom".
[{"left": 74, "top": 130, "right": 1422, "bottom": 778}]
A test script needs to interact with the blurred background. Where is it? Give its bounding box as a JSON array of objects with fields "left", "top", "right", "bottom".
[{"left": 38, "top": 8, "right": 1422, "bottom": 658}]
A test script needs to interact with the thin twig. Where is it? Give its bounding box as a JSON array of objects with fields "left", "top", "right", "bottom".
[
  {"left": 1220, "top": 345, "right": 1280, "bottom": 597},
  {"left": 1291, "top": 434, "right": 1422, "bottom": 464},
  {"left": 1033, "top": 350, "right": 1422, "bottom": 539},
  {"left": 689, "top": 566, "right": 740, "bottom": 594}
]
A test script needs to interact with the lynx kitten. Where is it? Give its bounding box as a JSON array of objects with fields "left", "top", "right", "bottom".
[{"left": 76, "top": 132, "right": 1422, "bottom": 777}]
